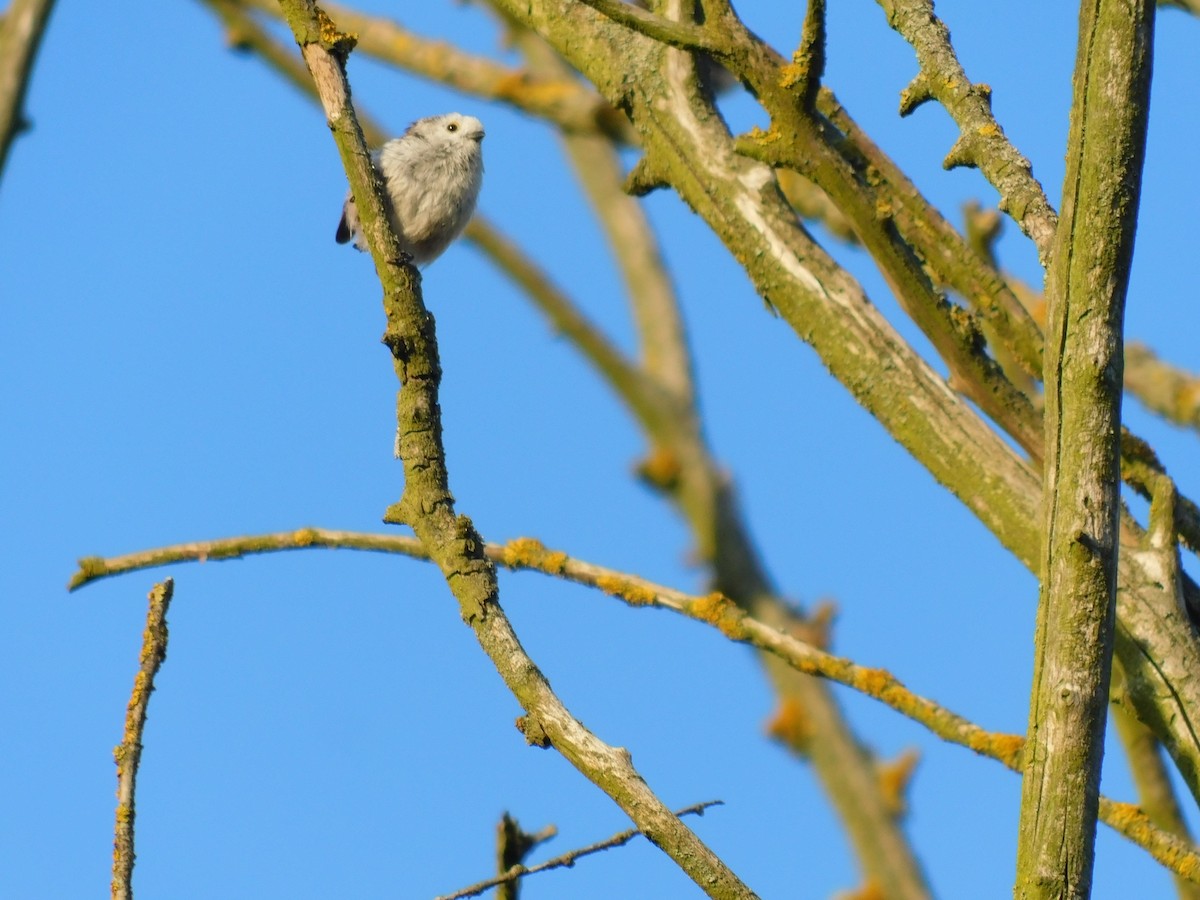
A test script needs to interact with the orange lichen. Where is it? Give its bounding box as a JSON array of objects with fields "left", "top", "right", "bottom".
[
  {"left": 779, "top": 61, "right": 806, "bottom": 90},
  {"left": 594, "top": 574, "right": 656, "bottom": 606},
  {"left": 853, "top": 666, "right": 892, "bottom": 698},
  {"left": 501, "top": 533, "right": 567, "bottom": 574},
  {"left": 1102, "top": 800, "right": 1145, "bottom": 832},
  {"left": 315, "top": 7, "right": 357, "bottom": 53},
  {"left": 292, "top": 528, "right": 319, "bottom": 546},
  {"left": 967, "top": 731, "right": 1024, "bottom": 768},
  {"left": 493, "top": 74, "right": 580, "bottom": 109},
  {"left": 502, "top": 537, "right": 549, "bottom": 568},
  {"left": 744, "top": 125, "right": 778, "bottom": 144},
  {"left": 690, "top": 592, "right": 746, "bottom": 639}
]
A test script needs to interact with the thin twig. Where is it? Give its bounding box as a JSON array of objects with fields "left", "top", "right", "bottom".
[
  {"left": 494, "top": 813, "right": 557, "bottom": 900},
  {"left": 438, "top": 802, "right": 723, "bottom": 900},
  {"left": 111, "top": 579, "right": 174, "bottom": 900},
  {"left": 462, "top": 216, "right": 669, "bottom": 431}
]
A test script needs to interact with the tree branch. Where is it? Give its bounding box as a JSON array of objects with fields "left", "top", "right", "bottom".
[
  {"left": 1015, "top": 0, "right": 1155, "bottom": 895},
  {"left": 1110, "top": 699, "right": 1200, "bottom": 900},
  {"left": 439, "top": 802, "right": 722, "bottom": 900},
  {"left": 570, "top": 0, "right": 718, "bottom": 52},
  {"left": 819, "top": 92, "right": 1045, "bottom": 383},
  {"left": 1125, "top": 342, "right": 1200, "bottom": 433},
  {"left": 877, "top": 0, "right": 1059, "bottom": 264},
  {"left": 273, "top": 3, "right": 755, "bottom": 896},
  {"left": 111, "top": 579, "right": 174, "bottom": 900},
  {"left": 232, "top": 0, "right": 634, "bottom": 140},
  {"left": 479, "top": 0, "right": 1200, "bottom": 811},
  {"left": 70, "top": 530, "right": 1200, "bottom": 885},
  {"left": 519, "top": 5, "right": 936, "bottom": 893},
  {"left": 508, "top": 22, "right": 697, "bottom": 408}
]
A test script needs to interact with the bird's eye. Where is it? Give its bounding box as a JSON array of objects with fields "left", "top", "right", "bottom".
[{"left": 446, "top": 122, "right": 458, "bottom": 132}]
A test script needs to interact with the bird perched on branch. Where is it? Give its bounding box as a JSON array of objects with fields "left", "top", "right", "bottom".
[{"left": 336, "top": 112, "right": 485, "bottom": 266}]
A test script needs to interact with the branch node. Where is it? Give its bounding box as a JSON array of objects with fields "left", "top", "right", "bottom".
[
  {"left": 780, "top": 0, "right": 826, "bottom": 107},
  {"left": 898, "top": 72, "right": 934, "bottom": 116},
  {"left": 311, "top": 5, "right": 357, "bottom": 62},
  {"left": 732, "top": 126, "right": 784, "bottom": 166},
  {"left": 942, "top": 132, "right": 978, "bottom": 171},
  {"left": 623, "top": 156, "right": 668, "bottom": 196},
  {"left": 876, "top": 748, "right": 921, "bottom": 819},
  {"left": 516, "top": 714, "right": 553, "bottom": 748}
]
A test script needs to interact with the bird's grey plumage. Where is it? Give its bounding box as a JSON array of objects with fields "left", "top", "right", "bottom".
[{"left": 336, "top": 112, "right": 485, "bottom": 266}]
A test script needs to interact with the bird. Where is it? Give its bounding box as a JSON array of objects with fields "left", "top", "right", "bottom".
[{"left": 336, "top": 113, "right": 485, "bottom": 266}]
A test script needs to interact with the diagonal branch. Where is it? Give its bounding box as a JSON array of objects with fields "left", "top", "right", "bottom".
[
  {"left": 482, "top": 0, "right": 1200, "bottom": 810},
  {"left": 507, "top": 22, "right": 696, "bottom": 407},
  {"left": 818, "top": 91, "right": 1045, "bottom": 383},
  {"left": 273, "top": 3, "right": 755, "bottom": 896},
  {"left": 519, "top": 5, "right": 935, "bottom": 894}
]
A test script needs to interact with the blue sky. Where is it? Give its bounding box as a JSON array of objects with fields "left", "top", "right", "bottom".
[{"left": 3, "top": 1, "right": 1199, "bottom": 897}]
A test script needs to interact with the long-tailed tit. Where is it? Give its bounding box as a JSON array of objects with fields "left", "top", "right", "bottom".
[{"left": 336, "top": 113, "right": 484, "bottom": 266}]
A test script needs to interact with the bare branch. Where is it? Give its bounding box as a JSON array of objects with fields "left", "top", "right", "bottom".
[
  {"left": 463, "top": 215, "right": 673, "bottom": 432},
  {"left": 493, "top": 813, "right": 557, "bottom": 900},
  {"left": 477, "top": 0, "right": 1200, "bottom": 808},
  {"left": 821, "top": 95, "right": 1045, "bottom": 384},
  {"left": 570, "top": 0, "right": 717, "bottom": 52},
  {"left": 1015, "top": 0, "right": 1155, "bottom": 894},
  {"left": 877, "top": 0, "right": 1059, "bottom": 263},
  {"left": 112, "top": 579, "right": 174, "bottom": 900},
  {"left": 509, "top": 24, "right": 696, "bottom": 407},
  {"left": 1159, "top": 0, "right": 1200, "bottom": 14},
  {"left": 439, "top": 802, "right": 722, "bottom": 900},
  {"left": 1110, "top": 700, "right": 1200, "bottom": 900},
  {"left": 273, "top": 4, "right": 756, "bottom": 895},
  {"left": 230, "top": 0, "right": 634, "bottom": 139},
  {"left": 1125, "top": 342, "right": 1200, "bottom": 433},
  {"left": 69, "top": 531, "right": 1200, "bottom": 884}
]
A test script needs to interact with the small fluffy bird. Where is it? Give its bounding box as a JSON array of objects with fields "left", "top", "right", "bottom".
[{"left": 336, "top": 113, "right": 485, "bottom": 266}]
